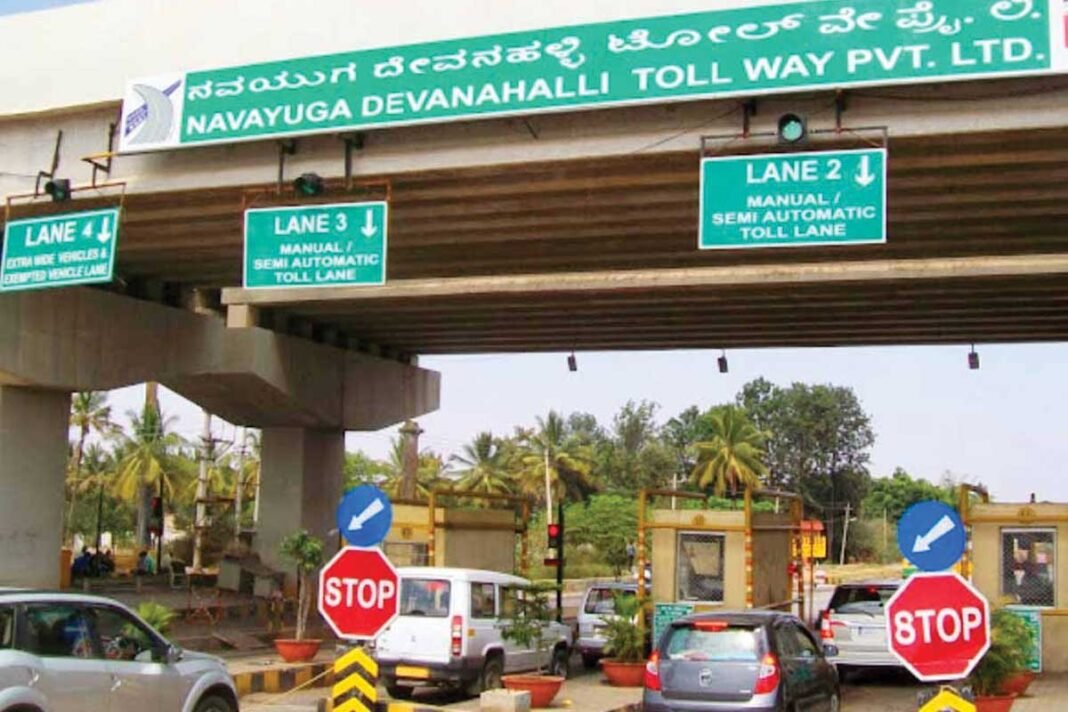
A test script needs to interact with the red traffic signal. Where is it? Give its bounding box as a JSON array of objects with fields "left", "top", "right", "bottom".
[{"left": 547, "top": 523, "right": 562, "bottom": 549}]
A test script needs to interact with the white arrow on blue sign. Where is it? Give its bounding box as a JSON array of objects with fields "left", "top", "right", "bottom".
[
  {"left": 897, "top": 501, "right": 967, "bottom": 572},
  {"left": 336, "top": 484, "right": 393, "bottom": 548}
]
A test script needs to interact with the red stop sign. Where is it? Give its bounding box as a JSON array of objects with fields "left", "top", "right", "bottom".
[
  {"left": 317, "top": 547, "right": 400, "bottom": 640},
  {"left": 885, "top": 572, "right": 990, "bottom": 681}
]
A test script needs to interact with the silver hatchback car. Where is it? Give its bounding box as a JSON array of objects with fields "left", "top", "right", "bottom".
[{"left": 0, "top": 590, "right": 238, "bottom": 712}]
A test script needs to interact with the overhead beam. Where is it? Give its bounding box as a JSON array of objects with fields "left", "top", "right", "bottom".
[{"left": 222, "top": 254, "right": 1068, "bottom": 308}]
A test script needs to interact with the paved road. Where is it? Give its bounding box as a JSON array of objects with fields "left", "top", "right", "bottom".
[{"left": 243, "top": 665, "right": 926, "bottom": 712}]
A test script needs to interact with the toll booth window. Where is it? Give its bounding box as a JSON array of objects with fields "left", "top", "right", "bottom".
[
  {"left": 1001, "top": 528, "right": 1056, "bottom": 608},
  {"left": 677, "top": 532, "right": 725, "bottom": 603},
  {"left": 399, "top": 579, "right": 451, "bottom": 618},
  {"left": 470, "top": 583, "right": 496, "bottom": 619}
]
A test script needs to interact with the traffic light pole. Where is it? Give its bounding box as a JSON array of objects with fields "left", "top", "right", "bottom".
[{"left": 556, "top": 501, "right": 564, "bottom": 623}]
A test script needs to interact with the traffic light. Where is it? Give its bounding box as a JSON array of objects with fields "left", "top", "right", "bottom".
[
  {"left": 547, "top": 522, "right": 562, "bottom": 550},
  {"left": 44, "top": 178, "right": 71, "bottom": 202},
  {"left": 777, "top": 113, "right": 808, "bottom": 145}
]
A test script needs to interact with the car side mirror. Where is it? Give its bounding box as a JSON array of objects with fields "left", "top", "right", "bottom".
[
  {"left": 164, "top": 644, "right": 183, "bottom": 665},
  {"left": 823, "top": 644, "right": 839, "bottom": 658}
]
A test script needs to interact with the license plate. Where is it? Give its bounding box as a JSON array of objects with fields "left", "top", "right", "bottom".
[{"left": 396, "top": 665, "right": 430, "bottom": 679}]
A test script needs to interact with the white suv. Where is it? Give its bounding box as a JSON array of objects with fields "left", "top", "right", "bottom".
[
  {"left": 374, "top": 567, "right": 572, "bottom": 699},
  {"left": 0, "top": 590, "right": 238, "bottom": 712}
]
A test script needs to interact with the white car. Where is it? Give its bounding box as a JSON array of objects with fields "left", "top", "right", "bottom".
[
  {"left": 0, "top": 589, "right": 238, "bottom": 712},
  {"left": 374, "top": 567, "right": 572, "bottom": 699},
  {"left": 820, "top": 581, "right": 903, "bottom": 674}
]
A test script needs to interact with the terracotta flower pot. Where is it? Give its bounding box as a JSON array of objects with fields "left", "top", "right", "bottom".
[
  {"left": 1001, "top": 671, "right": 1036, "bottom": 697},
  {"left": 601, "top": 659, "right": 646, "bottom": 687},
  {"left": 975, "top": 694, "right": 1017, "bottom": 712},
  {"left": 273, "top": 638, "right": 322, "bottom": 663},
  {"left": 502, "top": 674, "right": 565, "bottom": 708}
]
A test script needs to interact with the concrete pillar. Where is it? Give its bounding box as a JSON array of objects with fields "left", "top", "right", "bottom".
[
  {"left": 255, "top": 427, "right": 344, "bottom": 574},
  {"left": 0, "top": 387, "right": 70, "bottom": 588}
]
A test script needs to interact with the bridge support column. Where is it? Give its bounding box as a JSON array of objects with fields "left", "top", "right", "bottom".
[
  {"left": 0, "top": 387, "right": 70, "bottom": 588},
  {"left": 255, "top": 427, "right": 345, "bottom": 575}
]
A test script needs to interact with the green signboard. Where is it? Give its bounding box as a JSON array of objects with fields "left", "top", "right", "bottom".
[
  {"left": 244, "top": 202, "right": 388, "bottom": 289},
  {"left": 653, "top": 602, "right": 695, "bottom": 647},
  {"left": 1005, "top": 606, "right": 1043, "bottom": 672},
  {"left": 119, "top": 0, "right": 1067, "bottom": 151},
  {"left": 1, "top": 208, "right": 120, "bottom": 292},
  {"left": 700, "top": 148, "right": 886, "bottom": 250}
]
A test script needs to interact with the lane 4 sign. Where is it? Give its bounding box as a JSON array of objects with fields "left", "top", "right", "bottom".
[{"left": 886, "top": 572, "right": 991, "bottom": 682}]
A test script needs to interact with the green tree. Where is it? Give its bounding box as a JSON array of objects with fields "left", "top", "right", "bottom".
[
  {"left": 378, "top": 438, "right": 449, "bottom": 500},
  {"left": 691, "top": 405, "right": 768, "bottom": 496},
  {"left": 566, "top": 494, "right": 638, "bottom": 576},
  {"left": 343, "top": 450, "right": 391, "bottom": 492},
  {"left": 737, "top": 379, "right": 875, "bottom": 554},
  {"left": 661, "top": 405, "right": 714, "bottom": 491},
  {"left": 601, "top": 401, "right": 675, "bottom": 493},
  {"left": 517, "top": 411, "right": 596, "bottom": 514},
  {"left": 112, "top": 404, "right": 188, "bottom": 547},
  {"left": 862, "top": 468, "right": 955, "bottom": 522},
  {"left": 451, "top": 432, "right": 514, "bottom": 495},
  {"left": 66, "top": 391, "right": 119, "bottom": 541}
]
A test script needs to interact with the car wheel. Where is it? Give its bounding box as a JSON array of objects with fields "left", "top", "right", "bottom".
[
  {"left": 481, "top": 655, "right": 504, "bottom": 692},
  {"left": 581, "top": 653, "right": 600, "bottom": 670},
  {"left": 194, "top": 694, "right": 235, "bottom": 712},
  {"left": 829, "top": 690, "right": 841, "bottom": 712},
  {"left": 386, "top": 683, "right": 414, "bottom": 700},
  {"left": 549, "top": 646, "right": 570, "bottom": 678}
]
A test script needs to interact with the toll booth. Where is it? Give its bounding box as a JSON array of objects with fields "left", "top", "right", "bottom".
[
  {"left": 382, "top": 490, "right": 530, "bottom": 575},
  {"left": 963, "top": 495, "right": 1067, "bottom": 672},
  {"left": 639, "top": 489, "right": 802, "bottom": 642}
]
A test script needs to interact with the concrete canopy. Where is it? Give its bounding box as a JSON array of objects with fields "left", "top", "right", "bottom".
[{"left": 0, "top": 287, "right": 439, "bottom": 429}]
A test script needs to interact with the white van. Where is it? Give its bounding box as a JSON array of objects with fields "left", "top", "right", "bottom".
[{"left": 374, "top": 567, "right": 572, "bottom": 699}]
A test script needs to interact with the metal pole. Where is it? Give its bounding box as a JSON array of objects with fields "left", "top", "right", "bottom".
[
  {"left": 234, "top": 427, "right": 246, "bottom": 536},
  {"left": 95, "top": 479, "right": 105, "bottom": 553},
  {"left": 156, "top": 478, "right": 164, "bottom": 571},
  {"left": 744, "top": 488, "right": 754, "bottom": 609},
  {"left": 556, "top": 500, "right": 564, "bottom": 624},
  {"left": 544, "top": 449, "right": 554, "bottom": 525},
  {"left": 192, "top": 410, "right": 211, "bottom": 571},
  {"left": 839, "top": 502, "right": 851, "bottom": 566}
]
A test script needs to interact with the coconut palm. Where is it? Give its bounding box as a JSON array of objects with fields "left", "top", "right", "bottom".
[
  {"left": 691, "top": 406, "right": 768, "bottom": 496},
  {"left": 112, "top": 404, "right": 188, "bottom": 547},
  {"left": 517, "top": 411, "right": 596, "bottom": 516},
  {"left": 66, "top": 392, "right": 119, "bottom": 541},
  {"left": 451, "top": 432, "right": 514, "bottom": 495}
]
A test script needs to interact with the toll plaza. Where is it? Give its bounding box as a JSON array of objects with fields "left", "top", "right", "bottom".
[
  {"left": 964, "top": 496, "right": 1067, "bottom": 672},
  {"left": 637, "top": 488, "right": 803, "bottom": 640},
  {"left": 1, "top": 0, "right": 1068, "bottom": 621},
  {"left": 384, "top": 489, "right": 530, "bottom": 572}
]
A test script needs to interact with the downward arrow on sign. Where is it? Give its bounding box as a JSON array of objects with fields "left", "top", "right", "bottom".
[
  {"left": 97, "top": 217, "right": 113, "bottom": 244},
  {"left": 855, "top": 156, "right": 876, "bottom": 188},
  {"left": 361, "top": 211, "right": 377, "bottom": 238}
]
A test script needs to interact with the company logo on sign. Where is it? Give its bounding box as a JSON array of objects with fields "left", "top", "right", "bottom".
[{"left": 120, "top": 74, "right": 185, "bottom": 150}]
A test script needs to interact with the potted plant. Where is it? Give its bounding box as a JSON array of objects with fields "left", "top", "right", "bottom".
[
  {"left": 600, "top": 593, "right": 647, "bottom": 687},
  {"left": 274, "top": 530, "right": 325, "bottom": 663},
  {"left": 967, "top": 609, "right": 1036, "bottom": 712},
  {"left": 501, "top": 583, "right": 568, "bottom": 707}
]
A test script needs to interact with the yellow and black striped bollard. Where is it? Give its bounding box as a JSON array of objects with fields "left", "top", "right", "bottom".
[{"left": 332, "top": 646, "right": 379, "bottom": 712}]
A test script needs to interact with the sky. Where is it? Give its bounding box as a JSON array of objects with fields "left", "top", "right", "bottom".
[
  {"left": 0, "top": 0, "right": 95, "bottom": 16},
  {"left": 99, "top": 342, "right": 1068, "bottom": 504}
]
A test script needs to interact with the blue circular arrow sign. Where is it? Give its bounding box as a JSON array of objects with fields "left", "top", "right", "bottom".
[
  {"left": 897, "top": 500, "right": 966, "bottom": 572},
  {"left": 336, "top": 484, "right": 393, "bottom": 548}
]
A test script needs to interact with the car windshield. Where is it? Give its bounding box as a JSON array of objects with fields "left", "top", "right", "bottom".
[
  {"left": 829, "top": 585, "right": 897, "bottom": 615},
  {"left": 584, "top": 587, "right": 635, "bottom": 614},
  {"left": 399, "top": 579, "right": 451, "bottom": 618},
  {"left": 665, "top": 623, "right": 760, "bottom": 662}
]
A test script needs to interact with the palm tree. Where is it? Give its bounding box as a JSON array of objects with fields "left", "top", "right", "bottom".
[
  {"left": 112, "top": 404, "right": 187, "bottom": 547},
  {"left": 451, "top": 432, "right": 514, "bottom": 495},
  {"left": 691, "top": 406, "right": 768, "bottom": 496},
  {"left": 66, "top": 392, "right": 118, "bottom": 541},
  {"left": 517, "top": 412, "right": 596, "bottom": 518}
]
